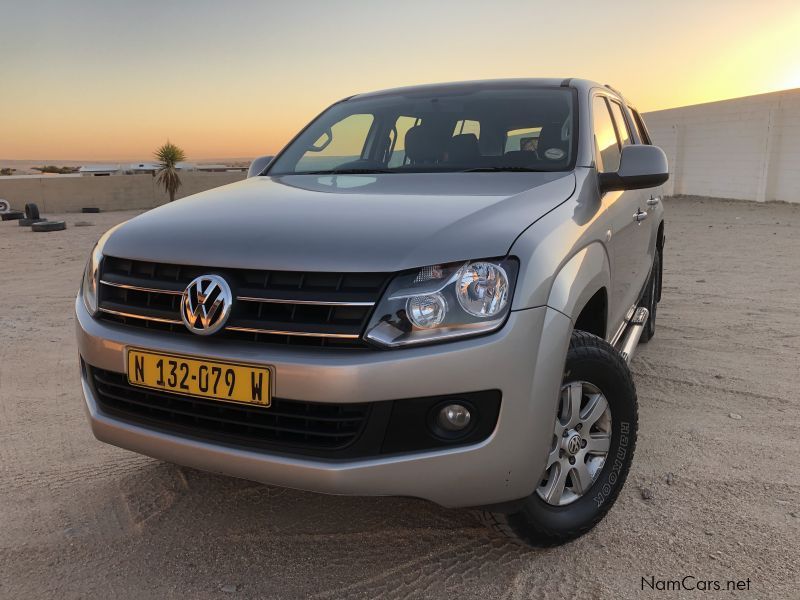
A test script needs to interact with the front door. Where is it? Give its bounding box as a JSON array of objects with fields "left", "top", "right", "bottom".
[{"left": 591, "top": 94, "right": 652, "bottom": 334}]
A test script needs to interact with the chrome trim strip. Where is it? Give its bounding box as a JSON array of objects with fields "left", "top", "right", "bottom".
[
  {"left": 98, "top": 307, "right": 183, "bottom": 325},
  {"left": 237, "top": 296, "right": 374, "bottom": 307},
  {"left": 99, "top": 280, "right": 373, "bottom": 307},
  {"left": 98, "top": 307, "right": 361, "bottom": 339},
  {"left": 225, "top": 326, "right": 361, "bottom": 339},
  {"left": 100, "top": 279, "right": 183, "bottom": 296}
]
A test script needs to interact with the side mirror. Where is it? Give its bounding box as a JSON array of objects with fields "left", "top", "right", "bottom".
[
  {"left": 598, "top": 145, "right": 669, "bottom": 192},
  {"left": 247, "top": 155, "right": 274, "bottom": 178}
]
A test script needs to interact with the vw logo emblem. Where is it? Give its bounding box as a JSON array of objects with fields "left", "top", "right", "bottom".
[
  {"left": 566, "top": 434, "right": 582, "bottom": 456},
  {"left": 181, "top": 274, "right": 233, "bottom": 335}
]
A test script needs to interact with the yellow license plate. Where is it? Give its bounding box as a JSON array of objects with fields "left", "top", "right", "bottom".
[{"left": 126, "top": 349, "right": 272, "bottom": 407}]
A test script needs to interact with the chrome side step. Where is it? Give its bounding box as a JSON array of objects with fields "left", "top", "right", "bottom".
[{"left": 617, "top": 307, "right": 649, "bottom": 365}]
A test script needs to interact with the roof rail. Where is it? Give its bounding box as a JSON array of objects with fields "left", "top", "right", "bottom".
[
  {"left": 604, "top": 84, "right": 623, "bottom": 96},
  {"left": 560, "top": 78, "right": 572, "bottom": 87}
]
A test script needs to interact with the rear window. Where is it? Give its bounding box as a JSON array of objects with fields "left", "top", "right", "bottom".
[
  {"left": 628, "top": 107, "right": 652, "bottom": 144},
  {"left": 505, "top": 127, "right": 542, "bottom": 152}
]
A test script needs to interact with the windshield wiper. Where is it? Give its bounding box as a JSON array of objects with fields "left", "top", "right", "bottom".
[
  {"left": 461, "top": 166, "right": 546, "bottom": 173},
  {"left": 304, "top": 168, "right": 393, "bottom": 175}
]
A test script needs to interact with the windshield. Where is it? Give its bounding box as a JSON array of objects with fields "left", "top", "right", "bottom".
[{"left": 268, "top": 86, "right": 576, "bottom": 175}]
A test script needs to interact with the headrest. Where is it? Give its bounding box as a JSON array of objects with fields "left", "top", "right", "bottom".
[
  {"left": 446, "top": 134, "right": 480, "bottom": 163},
  {"left": 405, "top": 125, "right": 444, "bottom": 164}
]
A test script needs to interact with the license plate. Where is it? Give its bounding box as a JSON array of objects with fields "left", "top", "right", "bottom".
[{"left": 126, "top": 348, "right": 272, "bottom": 407}]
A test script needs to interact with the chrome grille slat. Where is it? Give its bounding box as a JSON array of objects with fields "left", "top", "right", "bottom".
[
  {"left": 236, "top": 296, "right": 374, "bottom": 307},
  {"left": 98, "top": 307, "right": 183, "bottom": 325},
  {"left": 96, "top": 256, "right": 389, "bottom": 348},
  {"left": 100, "top": 277, "right": 184, "bottom": 295},
  {"left": 225, "top": 326, "right": 360, "bottom": 339}
]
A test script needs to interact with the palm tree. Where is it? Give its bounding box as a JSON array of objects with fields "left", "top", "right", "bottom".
[{"left": 154, "top": 141, "right": 186, "bottom": 202}]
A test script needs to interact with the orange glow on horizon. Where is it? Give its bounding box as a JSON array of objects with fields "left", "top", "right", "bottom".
[{"left": 2, "top": 0, "right": 799, "bottom": 161}]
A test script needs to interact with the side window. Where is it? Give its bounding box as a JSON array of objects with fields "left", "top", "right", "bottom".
[
  {"left": 608, "top": 101, "right": 632, "bottom": 147},
  {"left": 295, "top": 113, "right": 374, "bottom": 171},
  {"left": 628, "top": 108, "right": 652, "bottom": 144},
  {"left": 387, "top": 115, "right": 419, "bottom": 168},
  {"left": 592, "top": 96, "right": 621, "bottom": 173},
  {"left": 504, "top": 127, "right": 542, "bottom": 152}
]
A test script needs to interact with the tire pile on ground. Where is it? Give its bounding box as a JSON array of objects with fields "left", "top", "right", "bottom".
[
  {"left": 0, "top": 202, "right": 66, "bottom": 231},
  {"left": 1, "top": 198, "right": 25, "bottom": 221}
]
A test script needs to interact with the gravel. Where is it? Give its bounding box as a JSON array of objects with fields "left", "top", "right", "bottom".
[{"left": 0, "top": 196, "right": 798, "bottom": 599}]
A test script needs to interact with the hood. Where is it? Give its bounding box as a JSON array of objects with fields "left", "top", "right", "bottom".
[{"left": 104, "top": 172, "right": 575, "bottom": 273}]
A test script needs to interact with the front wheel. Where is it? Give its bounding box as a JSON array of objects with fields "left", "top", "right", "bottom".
[{"left": 478, "top": 331, "right": 638, "bottom": 547}]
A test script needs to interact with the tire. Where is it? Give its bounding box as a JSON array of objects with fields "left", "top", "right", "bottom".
[
  {"left": 2, "top": 210, "right": 24, "bottom": 221},
  {"left": 19, "top": 218, "right": 47, "bottom": 226},
  {"left": 0, "top": 199, "right": 10, "bottom": 213},
  {"left": 82, "top": 207, "right": 100, "bottom": 213},
  {"left": 32, "top": 220, "right": 66, "bottom": 232},
  {"left": 24, "top": 203, "right": 40, "bottom": 220},
  {"left": 478, "top": 331, "right": 638, "bottom": 547},
  {"left": 638, "top": 249, "right": 660, "bottom": 343}
]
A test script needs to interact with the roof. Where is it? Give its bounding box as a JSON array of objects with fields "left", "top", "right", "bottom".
[{"left": 350, "top": 78, "right": 603, "bottom": 100}]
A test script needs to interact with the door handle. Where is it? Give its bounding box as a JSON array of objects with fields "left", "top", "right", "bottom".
[
  {"left": 646, "top": 196, "right": 660, "bottom": 206},
  {"left": 633, "top": 210, "right": 648, "bottom": 223}
]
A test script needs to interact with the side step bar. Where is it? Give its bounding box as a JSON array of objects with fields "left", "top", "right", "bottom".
[{"left": 617, "top": 307, "right": 649, "bottom": 364}]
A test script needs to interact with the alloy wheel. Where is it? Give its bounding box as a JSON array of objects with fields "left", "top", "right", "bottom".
[{"left": 536, "top": 381, "right": 612, "bottom": 506}]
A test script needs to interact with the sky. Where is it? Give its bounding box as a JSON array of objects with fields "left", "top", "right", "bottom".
[{"left": 2, "top": 0, "right": 800, "bottom": 160}]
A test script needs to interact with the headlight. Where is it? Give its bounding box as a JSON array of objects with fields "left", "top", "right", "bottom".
[
  {"left": 80, "top": 223, "right": 122, "bottom": 316},
  {"left": 81, "top": 242, "right": 103, "bottom": 316},
  {"left": 365, "top": 257, "right": 518, "bottom": 348}
]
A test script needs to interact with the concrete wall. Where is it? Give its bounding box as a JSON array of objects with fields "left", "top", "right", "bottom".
[
  {"left": 5, "top": 89, "right": 800, "bottom": 207},
  {"left": 644, "top": 88, "right": 800, "bottom": 203},
  {"left": 0, "top": 172, "right": 246, "bottom": 213}
]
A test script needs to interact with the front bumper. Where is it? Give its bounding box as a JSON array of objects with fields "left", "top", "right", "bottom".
[{"left": 76, "top": 297, "right": 572, "bottom": 507}]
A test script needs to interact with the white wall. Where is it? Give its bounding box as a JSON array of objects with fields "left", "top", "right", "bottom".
[
  {"left": 0, "top": 172, "right": 246, "bottom": 213},
  {"left": 643, "top": 88, "right": 800, "bottom": 203}
]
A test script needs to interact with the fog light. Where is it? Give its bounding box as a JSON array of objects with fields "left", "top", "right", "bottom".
[{"left": 437, "top": 403, "right": 471, "bottom": 431}]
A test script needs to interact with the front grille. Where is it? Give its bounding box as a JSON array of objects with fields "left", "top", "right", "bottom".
[
  {"left": 96, "top": 256, "right": 390, "bottom": 348},
  {"left": 90, "top": 367, "right": 375, "bottom": 454}
]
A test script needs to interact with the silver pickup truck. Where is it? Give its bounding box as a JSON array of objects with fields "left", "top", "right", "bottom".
[{"left": 76, "top": 78, "right": 667, "bottom": 546}]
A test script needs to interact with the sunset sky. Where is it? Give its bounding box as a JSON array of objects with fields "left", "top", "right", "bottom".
[{"left": 2, "top": 0, "right": 800, "bottom": 160}]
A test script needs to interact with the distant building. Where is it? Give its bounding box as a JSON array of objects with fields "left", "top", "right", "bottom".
[
  {"left": 125, "top": 162, "right": 202, "bottom": 174},
  {"left": 195, "top": 163, "right": 247, "bottom": 173},
  {"left": 79, "top": 164, "right": 121, "bottom": 176},
  {"left": 195, "top": 164, "right": 227, "bottom": 172},
  {"left": 81, "top": 161, "right": 246, "bottom": 176},
  {"left": 127, "top": 162, "right": 159, "bottom": 174}
]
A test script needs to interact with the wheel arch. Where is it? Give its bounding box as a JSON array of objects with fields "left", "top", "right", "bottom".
[{"left": 545, "top": 242, "right": 611, "bottom": 339}]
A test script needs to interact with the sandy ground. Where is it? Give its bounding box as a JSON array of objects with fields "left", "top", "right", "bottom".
[{"left": 1, "top": 197, "right": 798, "bottom": 599}]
